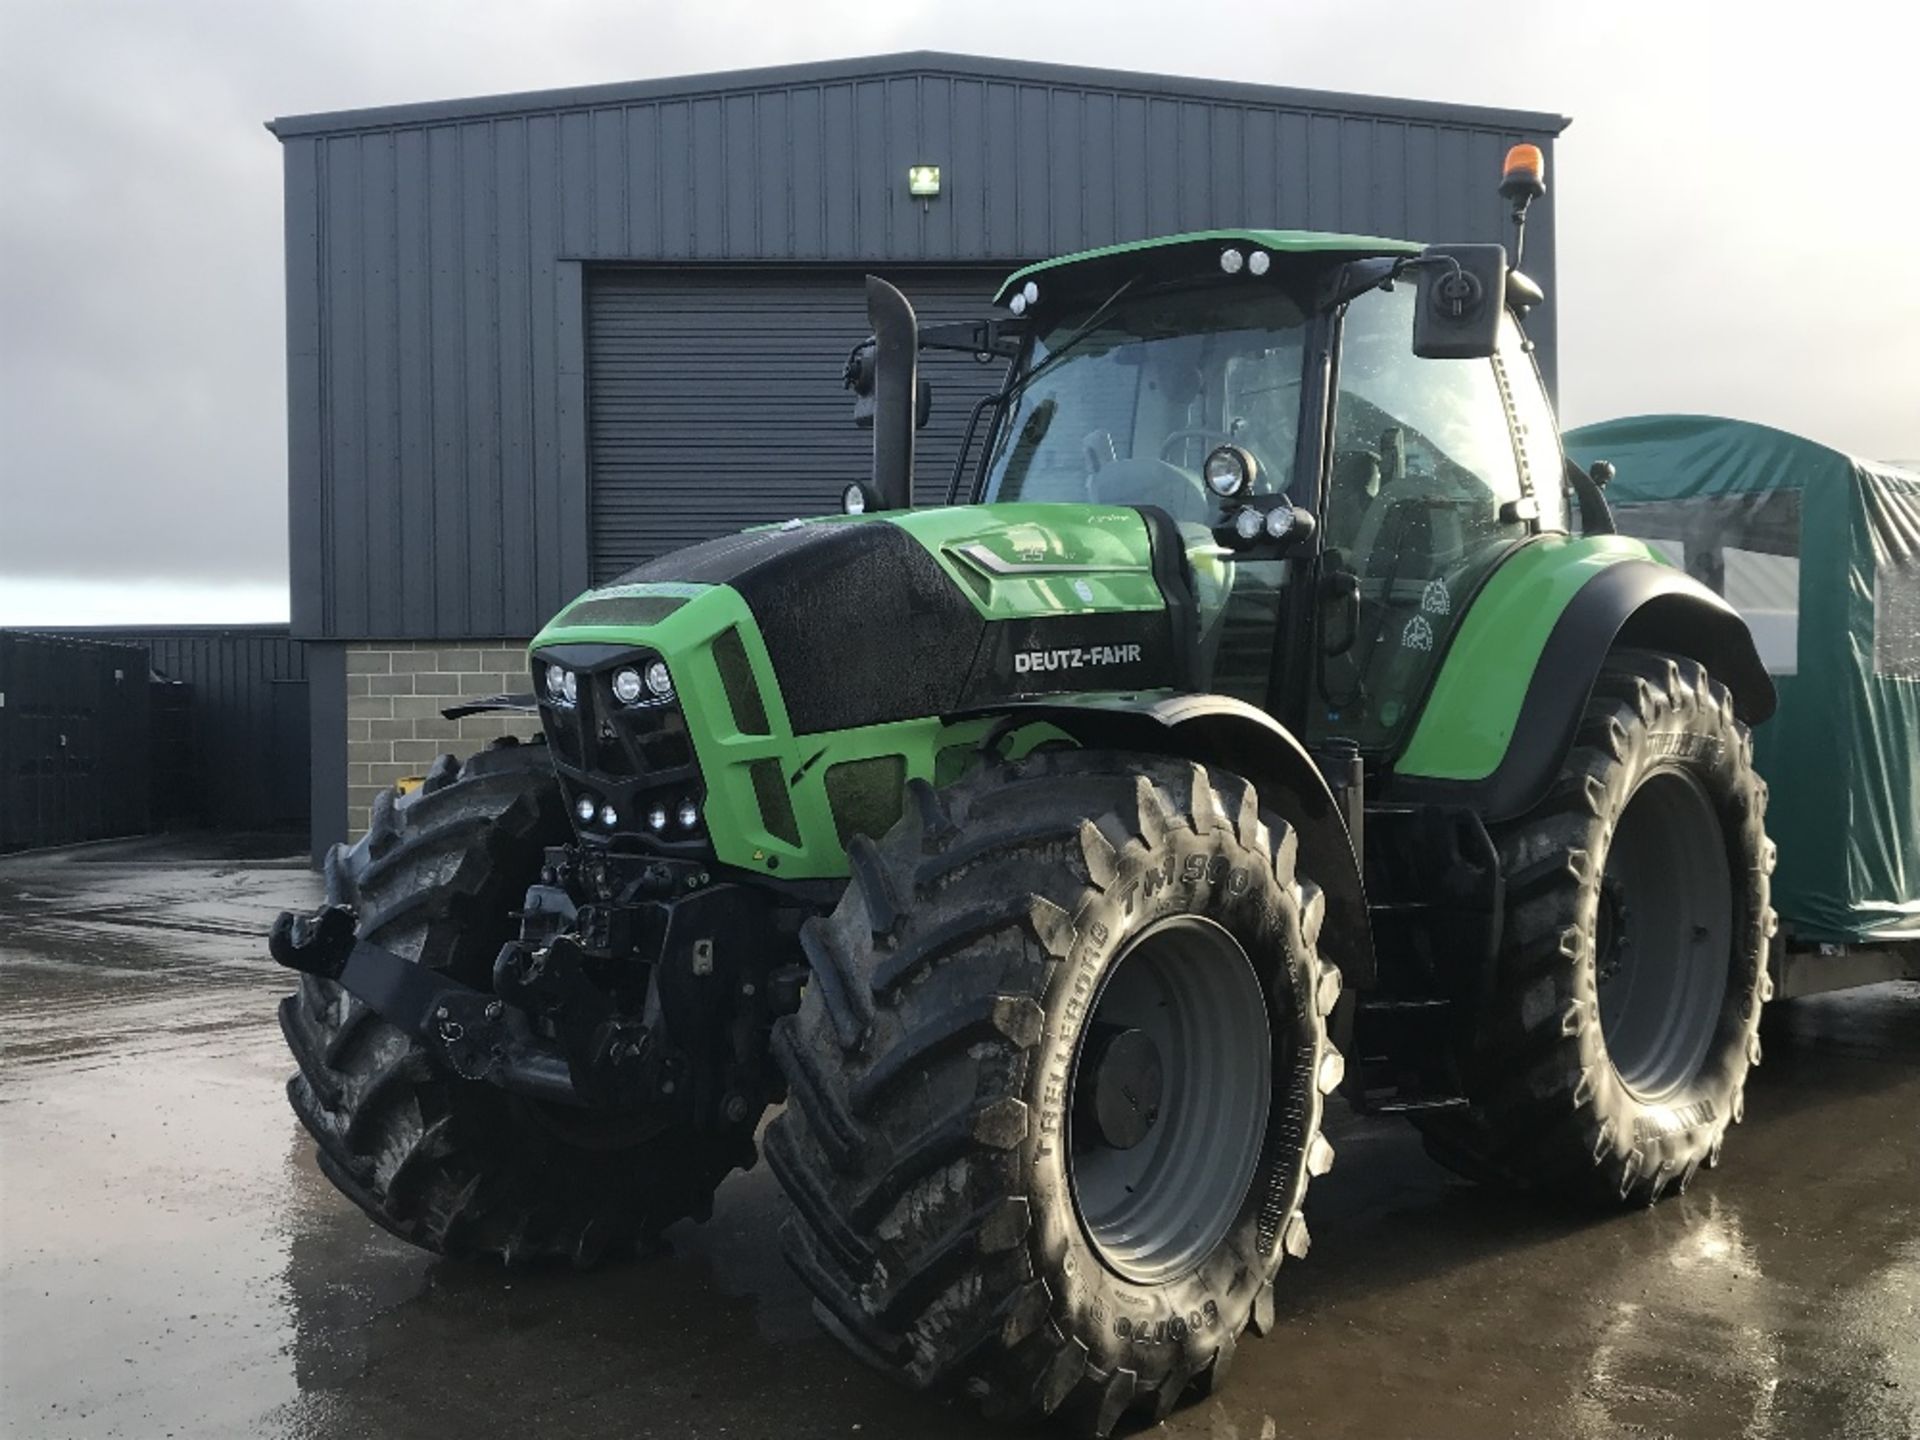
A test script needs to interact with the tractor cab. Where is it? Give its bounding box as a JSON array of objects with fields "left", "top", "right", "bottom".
[{"left": 850, "top": 219, "right": 1571, "bottom": 753}]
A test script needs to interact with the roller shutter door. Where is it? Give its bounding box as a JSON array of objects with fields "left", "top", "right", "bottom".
[{"left": 586, "top": 267, "right": 1013, "bottom": 581}]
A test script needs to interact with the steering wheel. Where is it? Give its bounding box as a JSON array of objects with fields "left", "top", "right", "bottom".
[
  {"left": 1085, "top": 456, "right": 1214, "bottom": 526},
  {"left": 1158, "top": 428, "right": 1236, "bottom": 465}
]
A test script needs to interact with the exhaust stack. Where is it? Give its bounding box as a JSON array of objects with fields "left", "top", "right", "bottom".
[{"left": 865, "top": 275, "right": 918, "bottom": 511}]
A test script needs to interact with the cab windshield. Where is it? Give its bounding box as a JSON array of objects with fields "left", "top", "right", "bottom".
[{"left": 981, "top": 286, "right": 1311, "bottom": 524}]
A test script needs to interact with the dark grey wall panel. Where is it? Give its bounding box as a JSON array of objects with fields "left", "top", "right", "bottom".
[
  {"left": 0, "top": 633, "right": 152, "bottom": 851},
  {"left": 277, "top": 52, "right": 1566, "bottom": 642},
  {"left": 306, "top": 642, "right": 347, "bottom": 864},
  {"left": 50, "top": 627, "right": 310, "bottom": 831}
]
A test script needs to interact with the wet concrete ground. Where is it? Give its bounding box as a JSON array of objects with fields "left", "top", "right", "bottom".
[{"left": 2, "top": 836, "right": 1915, "bottom": 1440}]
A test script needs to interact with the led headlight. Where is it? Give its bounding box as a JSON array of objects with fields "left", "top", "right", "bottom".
[
  {"left": 1232, "top": 507, "right": 1265, "bottom": 542},
  {"left": 1247, "top": 249, "right": 1271, "bottom": 276},
  {"left": 842, "top": 481, "right": 867, "bottom": 515},
  {"left": 644, "top": 660, "right": 673, "bottom": 699},
  {"left": 1264, "top": 506, "right": 1296, "bottom": 539},
  {"left": 574, "top": 795, "right": 598, "bottom": 823},
  {"left": 677, "top": 799, "right": 700, "bottom": 830},
  {"left": 1007, "top": 291, "right": 1027, "bottom": 316},
  {"left": 611, "top": 666, "right": 644, "bottom": 705},
  {"left": 546, "top": 663, "right": 576, "bottom": 705},
  {"left": 599, "top": 803, "right": 619, "bottom": 828},
  {"left": 647, "top": 804, "right": 669, "bottom": 832},
  {"left": 1022, "top": 280, "right": 1039, "bottom": 306},
  {"left": 1219, "top": 247, "right": 1244, "bottom": 275}
]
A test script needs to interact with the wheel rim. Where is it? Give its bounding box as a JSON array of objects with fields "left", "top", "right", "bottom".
[
  {"left": 1067, "top": 916, "right": 1272, "bottom": 1284},
  {"left": 1596, "top": 768, "right": 1733, "bottom": 1101}
]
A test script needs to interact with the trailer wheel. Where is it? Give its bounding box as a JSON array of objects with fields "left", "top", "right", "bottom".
[
  {"left": 1416, "top": 650, "right": 1775, "bottom": 1204},
  {"left": 767, "top": 751, "right": 1339, "bottom": 1434},
  {"left": 280, "top": 741, "right": 759, "bottom": 1263}
]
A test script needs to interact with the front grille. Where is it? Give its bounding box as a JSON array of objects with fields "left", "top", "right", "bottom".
[{"left": 533, "top": 647, "right": 706, "bottom": 853}]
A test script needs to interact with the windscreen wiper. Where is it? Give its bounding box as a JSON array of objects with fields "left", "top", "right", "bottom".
[{"left": 1001, "top": 274, "right": 1140, "bottom": 403}]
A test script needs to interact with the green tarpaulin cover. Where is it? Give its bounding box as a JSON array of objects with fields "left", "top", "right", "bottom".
[{"left": 1566, "top": 415, "right": 1920, "bottom": 943}]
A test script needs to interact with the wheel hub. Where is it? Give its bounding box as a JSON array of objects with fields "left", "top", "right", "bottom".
[
  {"left": 1067, "top": 915, "right": 1273, "bottom": 1284},
  {"left": 1078, "top": 1025, "right": 1164, "bottom": 1150},
  {"left": 1596, "top": 768, "right": 1733, "bottom": 1101}
]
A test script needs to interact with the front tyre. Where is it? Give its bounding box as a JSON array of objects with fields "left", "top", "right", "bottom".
[
  {"left": 1417, "top": 650, "right": 1775, "bottom": 1205},
  {"left": 768, "top": 753, "right": 1341, "bottom": 1435},
  {"left": 281, "top": 741, "right": 761, "bottom": 1264}
]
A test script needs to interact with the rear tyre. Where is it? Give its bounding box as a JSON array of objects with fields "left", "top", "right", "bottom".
[
  {"left": 768, "top": 752, "right": 1341, "bottom": 1434},
  {"left": 280, "top": 740, "right": 760, "bottom": 1264},
  {"left": 1415, "top": 650, "right": 1775, "bottom": 1204}
]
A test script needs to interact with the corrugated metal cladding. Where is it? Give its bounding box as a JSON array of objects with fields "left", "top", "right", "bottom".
[
  {"left": 587, "top": 267, "right": 1009, "bottom": 576},
  {"left": 0, "top": 633, "right": 151, "bottom": 851},
  {"left": 52, "top": 626, "right": 310, "bottom": 830},
  {"left": 274, "top": 52, "right": 1568, "bottom": 643}
]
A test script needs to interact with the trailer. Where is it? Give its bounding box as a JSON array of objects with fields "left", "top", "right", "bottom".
[{"left": 1566, "top": 414, "right": 1920, "bottom": 996}]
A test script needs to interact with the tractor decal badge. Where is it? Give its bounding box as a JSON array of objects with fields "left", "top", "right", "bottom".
[
  {"left": 1421, "top": 577, "right": 1451, "bottom": 615},
  {"left": 1014, "top": 643, "right": 1145, "bottom": 674},
  {"left": 1402, "top": 614, "right": 1434, "bottom": 651}
]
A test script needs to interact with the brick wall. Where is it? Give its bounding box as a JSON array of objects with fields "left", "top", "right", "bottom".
[{"left": 344, "top": 642, "right": 543, "bottom": 838}]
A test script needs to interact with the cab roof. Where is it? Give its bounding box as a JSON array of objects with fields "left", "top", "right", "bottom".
[{"left": 993, "top": 228, "right": 1423, "bottom": 303}]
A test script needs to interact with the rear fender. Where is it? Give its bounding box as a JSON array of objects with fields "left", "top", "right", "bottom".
[
  {"left": 949, "top": 692, "right": 1375, "bottom": 988},
  {"left": 1391, "top": 554, "right": 1776, "bottom": 821}
]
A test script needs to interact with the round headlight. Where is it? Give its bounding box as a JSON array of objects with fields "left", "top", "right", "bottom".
[
  {"left": 645, "top": 660, "right": 673, "bottom": 699},
  {"left": 842, "top": 481, "right": 867, "bottom": 515},
  {"left": 647, "top": 804, "right": 668, "bottom": 832},
  {"left": 1232, "top": 507, "right": 1265, "bottom": 542},
  {"left": 546, "top": 663, "right": 571, "bottom": 704},
  {"left": 599, "top": 803, "right": 619, "bottom": 829},
  {"left": 677, "top": 799, "right": 700, "bottom": 830},
  {"left": 574, "top": 795, "right": 598, "bottom": 823},
  {"left": 1219, "top": 247, "right": 1245, "bottom": 275},
  {"left": 1007, "top": 291, "right": 1027, "bottom": 316},
  {"left": 611, "top": 667, "right": 644, "bottom": 705},
  {"left": 1204, "top": 445, "right": 1255, "bottom": 498},
  {"left": 1247, "top": 249, "right": 1271, "bottom": 276},
  {"left": 1022, "top": 280, "right": 1039, "bottom": 305},
  {"left": 1264, "top": 506, "right": 1295, "bottom": 540}
]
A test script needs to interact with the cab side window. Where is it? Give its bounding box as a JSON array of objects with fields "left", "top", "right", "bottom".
[{"left": 1313, "top": 282, "right": 1528, "bottom": 749}]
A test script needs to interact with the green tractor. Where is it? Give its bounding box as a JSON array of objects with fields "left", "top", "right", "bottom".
[{"left": 270, "top": 148, "right": 1776, "bottom": 1433}]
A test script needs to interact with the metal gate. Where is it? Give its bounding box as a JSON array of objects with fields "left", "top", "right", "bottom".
[
  {"left": 0, "top": 632, "right": 151, "bottom": 851},
  {"left": 585, "top": 266, "right": 1015, "bottom": 581}
]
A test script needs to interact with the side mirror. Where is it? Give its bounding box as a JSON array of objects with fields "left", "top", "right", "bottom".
[
  {"left": 1412, "top": 244, "right": 1507, "bottom": 360},
  {"left": 848, "top": 343, "right": 932, "bottom": 428},
  {"left": 845, "top": 337, "right": 878, "bottom": 428}
]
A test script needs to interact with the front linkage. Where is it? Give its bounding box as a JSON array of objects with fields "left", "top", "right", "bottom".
[{"left": 271, "top": 845, "right": 803, "bottom": 1126}]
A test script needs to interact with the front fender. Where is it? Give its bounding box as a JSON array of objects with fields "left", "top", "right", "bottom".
[
  {"left": 1390, "top": 541, "right": 1775, "bottom": 821},
  {"left": 948, "top": 692, "right": 1375, "bottom": 988}
]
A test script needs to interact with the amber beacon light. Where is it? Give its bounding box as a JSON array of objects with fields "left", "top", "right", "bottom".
[
  {"left": 1498, "top": 143, "right": 1547, "bottom": 267},
  {"left": 1500, "top": 143, "right": 1546, "bottom": 202}
]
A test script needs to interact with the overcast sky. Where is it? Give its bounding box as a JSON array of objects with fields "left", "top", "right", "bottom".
[{"left": 1, "top": 0, "right": 1914, "bottom": 624}]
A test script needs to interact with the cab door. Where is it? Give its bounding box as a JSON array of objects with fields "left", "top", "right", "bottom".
[{"left": 1309, "top": 282, "right": 1538, "bottom": 750}]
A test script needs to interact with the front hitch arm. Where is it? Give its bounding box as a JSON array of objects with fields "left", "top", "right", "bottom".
[{"left": 268, "top": 903, "right": 584, "bottom": 1106}]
